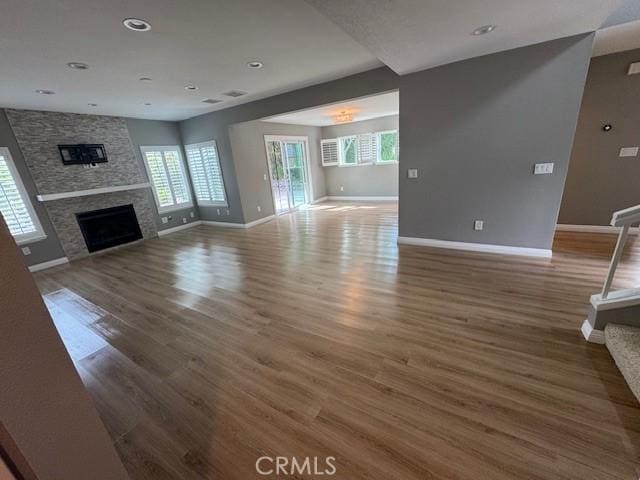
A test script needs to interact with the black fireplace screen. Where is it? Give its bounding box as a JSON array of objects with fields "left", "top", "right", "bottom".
[{"left": 76, "top": 204, "right": 143, "bottom": 253}]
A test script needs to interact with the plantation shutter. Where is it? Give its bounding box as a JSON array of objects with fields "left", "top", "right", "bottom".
[{"left": 321, "top": 139, "right": 338, "bottom": 166}]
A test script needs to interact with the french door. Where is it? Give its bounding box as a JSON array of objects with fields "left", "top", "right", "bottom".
[{"left": 264, "top": 137, "right": 310, "bottom": 215}]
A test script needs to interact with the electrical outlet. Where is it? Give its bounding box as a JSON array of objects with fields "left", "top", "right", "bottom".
[
  {"left": 161, "top": 216, "right": 168, "bottom": 224},
  {"left": 263, "top": 173, "right": 268, "bottom": 181},
  {"left": 340, "top": 186, "right": 344, "bottom": 192},
  {"left": 190, "top": 211, "right": 195, "bottom": 218},
  {"left": 619, "top": 147, "right": 639, "bottom": 157},
  {"left": 226, "top": 209, "right": 230, "bottom": 216},
  {"left": 21, "top": 246, "right": 31, "bottom": 255},
  {"left": 182, "top": 217, "right": 187, "bottom": 224},
  {"left": 534, "top": 163, "right": 554, "bottom": 175},
  {"left": 216, "top": 208, "right": 221, "bottom": 215},
  {"left": 474, "top": 220, "right": 484, "bottom": 231},
  {"left": 407, "top": 168, "right": 418, "bottom": 179},
  {"left": 257, "top": 206, "right": 261, "bottom": 212}
]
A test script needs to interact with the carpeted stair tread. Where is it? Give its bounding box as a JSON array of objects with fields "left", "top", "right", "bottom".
[{"left": 605, "top": 323, "right": 640, "bottom": 402}]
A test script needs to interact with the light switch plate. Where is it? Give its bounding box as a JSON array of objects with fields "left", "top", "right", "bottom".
[
  {"left": 620, "top": 147, "right": 639, "bottom": 157},
  {"left": 407, "top": 168, "right": 418, "bottom": 179},
  {"left": 474, "top": 220, "right": 484, "bottom": 231},
  {"left": 161, "top": 216, "right": 168, "bottom": 224},
  {"left": 534, "top": 163, "right": 554, "bottom": 175},
  {"left": 22, "top": 246, "right": 31, "bottom": 255}
]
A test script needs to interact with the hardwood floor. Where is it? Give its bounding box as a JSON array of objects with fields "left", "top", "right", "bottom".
[{"left": 34, "top": 201, "right": 640, "bottom": 479}]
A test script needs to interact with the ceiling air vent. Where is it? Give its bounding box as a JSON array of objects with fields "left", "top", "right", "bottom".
[
  {"left": 202, "top": 98, "right": 222, "bottom": 104},
  {"left": 223, "top": 90, "right": 247, "bottom": 98}
]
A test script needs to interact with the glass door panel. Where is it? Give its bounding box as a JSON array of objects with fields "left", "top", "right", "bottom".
[
  {"left": 266, "top": 141, "right": 290, "bottom": 214},
  {"left": 282, "top": 142, "right": 307, "bottom": 208}
]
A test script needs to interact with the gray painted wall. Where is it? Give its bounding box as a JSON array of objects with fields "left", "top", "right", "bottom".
[
  {"left": 179, "top": 67, "right": 399, "bottom": 223},
  {"left": 0, "top": 110, "right": 65, "bottom": 266},
  {"left": 125, "top": 118, "right": 200, "bottom": 231},
  {"left": 399, "top": 34, "right": 594, "bottom": 250},
  {"left": 559, "top": 48, "right": 640, "bottom": 226},
  {"left": 322, "top": 115, "right": 398, "bottom": 197},
  {"left": 229, "top": 121, "right": 325, "bottom": 223}
]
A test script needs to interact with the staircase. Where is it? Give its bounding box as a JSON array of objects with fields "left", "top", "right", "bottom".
[{"left": 605, "top": 323, "right": 640, "bottom": 401}]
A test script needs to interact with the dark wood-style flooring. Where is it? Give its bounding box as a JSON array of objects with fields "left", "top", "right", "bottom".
[{"left": 34, "top": 201, "right": 640, "bottom": 479}]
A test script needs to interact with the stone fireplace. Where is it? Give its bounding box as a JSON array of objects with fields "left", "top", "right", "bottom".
[{"left": 5, "top": 109, "right": 158, "bottom": 260}]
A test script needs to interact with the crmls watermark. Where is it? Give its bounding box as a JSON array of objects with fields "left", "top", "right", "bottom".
[{"left": 255, "top": 456, "right": 337, "bottom": 476}]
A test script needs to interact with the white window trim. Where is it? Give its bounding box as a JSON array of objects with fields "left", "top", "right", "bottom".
[
  {"left": 185, "top": 140, "right": 228, "bottom": 207},
  {"left": 140, "top": 145, "right": 193, "bottom": 214},
  {"left": 320, "top": 139, "right": 339, "bottom": 167},
  {"left": 0, "top": 147, "right": 46, "bottom": 245},
  {"left": 338, "top": 135, "right": 359, "bottom": 167},
  {"left": 375, "top": 130, "right": 399, "bottom": 164}
]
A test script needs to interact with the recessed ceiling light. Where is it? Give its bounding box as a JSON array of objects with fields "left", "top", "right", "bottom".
[
  {"left": 67, "top": 62, "right": 89, "bottom": 70},
  {"left": 202, "top": 98, "right": 222, "bottom": 104},
  {"left": 88, "top": 103, "right": 98, "bottom": 107},
  {"left": 139, "top": 77, "right": 153, "bottom": 83},
  {"left": 472, "top": 25, "right": 497, "bottom": 36},
  {"left": 123, "top": 18, "right": 151, "bottom": 32},
  {"left": 35, "top": 89, "right": 55, "bottom": 95},
  {"left": 184, "top": 85, "right": 199, "bottom": 91},
  {"left": 247, "top": 61, "right": 263, "bottom": 69}
]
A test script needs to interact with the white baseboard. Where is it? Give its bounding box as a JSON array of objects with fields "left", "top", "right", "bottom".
[
  {"left": 244, "top": 215, "right": 276, "bottom": 228},
  {"left": 397, "top": 236, "right": 553, "bottom": 258},
  {"left": 28, "top": 257, "right": 69, "bottom": 272},
  {"left": 202, "top": 214, "right": 275, "bottom": 229},
  {"left": 581, "top": 319, "right": 605, "bottom": 344},
  {"left": 157, "top": 221, "right": 202, "bottom": 237},
  {"left": 327, "top": 196, "right": 398, "bottom": 201},
  {"left": 556, "top": 224, "right": 640, "bottom": 234},
  {"left": 311, "top": 196, "right": 329, "bottom": 204}
]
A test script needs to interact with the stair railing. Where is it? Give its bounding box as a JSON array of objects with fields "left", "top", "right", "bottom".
[{"left": 601, "top": 204, "right": 640, "bottom": 299}]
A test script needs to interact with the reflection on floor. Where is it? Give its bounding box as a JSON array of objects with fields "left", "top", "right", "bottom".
[{"left": 36, "top": 201, "right": 640, "bottom": 480}]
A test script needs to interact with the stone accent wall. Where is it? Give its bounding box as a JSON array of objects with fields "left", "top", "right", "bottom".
[
  {"left": 5, "top": 109, "right": 157, "bottom": 259},
  {"left": 5, "top": 109, "right": 146, "bottom": 193},
  {"left": 44, "top": 190, "right": 157, "bottom": 259}
]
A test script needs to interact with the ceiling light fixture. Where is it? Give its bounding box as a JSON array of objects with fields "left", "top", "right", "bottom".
[
  {"left": 139, "top": 77, "right": 153, "bottom": 83},
  {"left": 67, "top": 62, "right": 89, "bottom": 70},
  {"left": 472, "top": 25, "right": 497, "bottom": 36},
  {"left": 35, "top": 89, "right": 55, "bottom": 95},
  {"left": 333, "top": 111, "right": 354, "bottom": 124},
  {"left": 202, "top": 98, "right": 222, "bottom": 104},
  {"left": 247, "top": 61, "right": 263, "bottom": 69},
  {"left": 144, "top": 102, "right": 152, "bottom": 106},
  {"left": 184, "top": 85, "right": 199, "bottom": 91},
  {"left": 123, "top": 18, "right": 152, "bottom": 32},
  {"left": 88, "top": 103, "right": 98, "bottom": 107}
]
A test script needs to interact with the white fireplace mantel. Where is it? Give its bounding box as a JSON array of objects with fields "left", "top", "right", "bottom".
[{"left": 36, "top": 183, "right": 151, "bottom": 202}]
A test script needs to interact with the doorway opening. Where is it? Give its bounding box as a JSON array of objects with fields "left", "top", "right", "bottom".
[{"left": 264, "top": 135, "right": 312, "bottom": 215}]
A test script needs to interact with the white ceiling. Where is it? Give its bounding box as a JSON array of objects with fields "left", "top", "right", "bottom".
[
  {"left": 304, "top": 0, "right": 631, "bottom": 75},
  {"left": 0, "top": 0, "right": 381, "bottom": 121},
  {"left": 594, "top": 20, "right": 640, "bottom": 56},
  {"left": 262, "top": 91, "right": 399, "bottom": 127},
  {"left": 3, "top": 0, "right": 640, "bottom": 122}
]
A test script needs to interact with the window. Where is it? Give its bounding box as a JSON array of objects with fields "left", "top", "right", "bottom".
[
  {"left": 321, "top": 139, "right": 338, "bottom": 166},
  {"left": 141, "top": 146, "right": 193, "bottom": 213},
  {"left": 339, "top": 136, "right": 358, "bottom": 166},
  {"left": 184, "top": 141, "right": 227, "bottom": 206},
  {"left": 377, "top": 130, "right": 398, "bottom": 163},
  {"left": 0, "top": 147, "right": 45, "bottom": 244},
  {"left": 358, "top": 133, "right": 378, "bottom": 164}
]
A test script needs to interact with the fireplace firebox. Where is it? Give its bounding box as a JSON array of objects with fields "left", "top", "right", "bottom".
[{"left": 76, "top": 204, "right": 143, "bottom": 253}]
